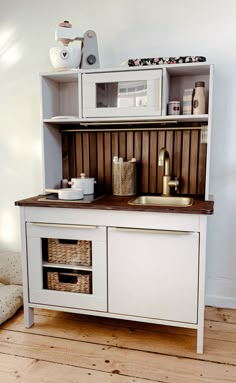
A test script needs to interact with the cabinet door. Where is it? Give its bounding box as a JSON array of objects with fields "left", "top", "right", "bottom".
[
  {"left": 82, "top": 69, "right": 162, "bottom": 118},
  {"left": 108, "top": 227, "right": 199, "bottom": 324},
  {"left": 26, "top": 223, "right": 107, "bottom": 312}
]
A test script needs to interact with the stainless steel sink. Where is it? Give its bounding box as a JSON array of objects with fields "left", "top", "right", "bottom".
[{"left": 128, "top": 195, "right": 194, "bottom": 207}]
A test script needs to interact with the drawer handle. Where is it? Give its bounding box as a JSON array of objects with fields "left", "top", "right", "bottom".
[
  {"left": 110, "top": 227, "right": 194, "bottom": 235},
  {"left": 31, "top": 223, "right": 97, "bottom": 229},
  {"left": 59, "top": 273, "right": 78, "bottom": 284}
]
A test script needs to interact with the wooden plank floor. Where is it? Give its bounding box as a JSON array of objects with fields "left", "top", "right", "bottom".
[{"left": 1, "top": 307, "right": 236, "bottom": 382}]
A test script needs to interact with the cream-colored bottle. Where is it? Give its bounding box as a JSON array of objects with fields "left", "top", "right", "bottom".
[{"left": 193, "top": 81, "right": 206, "bottom": 114}]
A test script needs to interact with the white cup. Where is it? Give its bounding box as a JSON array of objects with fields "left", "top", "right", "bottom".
[{"left": 50, "top": 46, "right": 81, "bottom": 70}]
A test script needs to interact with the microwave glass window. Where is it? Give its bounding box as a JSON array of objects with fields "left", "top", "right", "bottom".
[{"left": 96, "top": 81, "right": 148, "bottom": 108}]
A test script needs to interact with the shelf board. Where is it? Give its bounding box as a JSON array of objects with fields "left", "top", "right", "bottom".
[
  {"left": 41, "top": 70, "right": 79, "bottom": 82},
  {"left": 41, "top": 62, "right": 212, "bottom": 76},
  {"left": 42, "top": 262, "right": 92, "bottom": 271},
  {"left": 43, "top": 114, "right": 208, "bottom": 126},
  {"left": 165, "top": 64, "right": 210, "bottom": 76},
  {"left": 44, "top": 118, "right": 81, "bottom": 124}
]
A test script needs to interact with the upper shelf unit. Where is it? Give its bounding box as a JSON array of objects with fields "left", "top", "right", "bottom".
[
  {"left": 41, "top": 63, "right": 213, "bottom": 125},
  {"left": 41, "top": 71, "right": 81, "bottom": 120}
]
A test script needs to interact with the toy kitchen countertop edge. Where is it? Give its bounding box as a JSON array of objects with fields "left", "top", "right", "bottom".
[{"left": 14, "top": 194, "right": 214, "bottom": 215}]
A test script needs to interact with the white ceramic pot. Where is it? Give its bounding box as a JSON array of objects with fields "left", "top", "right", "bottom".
[
  {"left": 49, "top": 46, "right": 81, "bottom": 70},
  {"left": 45, "top": 188, "right": 83, "bottom": 200},
  {"left": 71, "top": 173, "right": 96, "bottom": 195}
]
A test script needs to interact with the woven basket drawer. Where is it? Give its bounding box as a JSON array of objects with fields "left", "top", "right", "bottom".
[
  {"left": 47, "top": 271, "right": 92, "bottom": 294},
  {"left": 48, "top": 238, "right": 91, "bottom": 266}
]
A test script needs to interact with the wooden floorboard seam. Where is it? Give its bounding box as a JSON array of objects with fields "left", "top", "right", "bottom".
[
  {"left": 5, "top": 324, "right": 236, "bottom": 345},
  {"left": 0, "top": 350, "right": 165, "bottom": 383},
  {"left": 1, "top": 335, "right": 235, "bottom": 368},
  {"left": 205, "top": 319, "right": 236, "bottom": 325}
]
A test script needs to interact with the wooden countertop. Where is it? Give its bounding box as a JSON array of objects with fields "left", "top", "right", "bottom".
[{"left": 15, "top": 194, "right": 214, "bottom": 215}]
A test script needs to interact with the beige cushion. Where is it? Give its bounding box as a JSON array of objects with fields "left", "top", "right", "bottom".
[
  {"left": 0, "top": 284, "right": 23, "bottom": 325},
  {"left": 0, "top": 252, "right": 22, "bottom": 285}
]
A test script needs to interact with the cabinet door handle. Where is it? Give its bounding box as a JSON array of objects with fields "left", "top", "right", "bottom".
[
  {"left": 110, "top": 227, "right": 194, "bottom": 235},
  {"left": 31, "top": 223, "right": 97, "bottom": 229}
]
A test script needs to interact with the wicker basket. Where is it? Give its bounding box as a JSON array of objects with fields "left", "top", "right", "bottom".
[
  {"left": 112, "top": 162, "right": 137, "bottom": 196},
  {"left": 47, "top": 271, "right": 91, "bottom": 294},
  {"left": 48, "top": 238, "right": 91, "bottom": 266}
]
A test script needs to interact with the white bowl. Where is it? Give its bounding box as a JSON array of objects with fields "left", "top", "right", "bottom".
[
  {"left": 50, "top": 46, "right": 81, "bottom": 70},
  {"left": 58, "top": 188, "right": 83, "bottom": 200}
]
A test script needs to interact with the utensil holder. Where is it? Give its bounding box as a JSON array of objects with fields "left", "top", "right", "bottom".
[{"left": 112, "top": 162, "right": 137, "bottom": 196}]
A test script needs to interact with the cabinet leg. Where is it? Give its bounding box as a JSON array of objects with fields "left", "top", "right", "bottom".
[
  {"left": 196, "top": 326, "right": 204, "bottom": 354},
  {"left": 24, "top": 307, "right": 34, "bottom": 328}
]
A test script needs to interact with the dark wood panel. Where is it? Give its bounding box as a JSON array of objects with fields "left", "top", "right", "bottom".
[
  {"left": 119, "top": 131, "right": 126, "bottom": 159},
  {"left": 96, "top": 132, "right": 104, "bottom": 193},
  {"left": 104, "top": 132, "right": 112, "bottom": 192},
  {"left": 142, "top": 131, "right": 149, "bottom": 193},
  {"left": 62, "top": 127, "right": 207, "bottom": 197},
  {"left": 181, "top": 131, "right": 190, "bottom": 194},
  {"left": 111, "top": 131, "right": 119, "bottom": 159},
  {"left": 198, "top": 142, "right": 207, "bottom": 196},
  {"left": 75, "top": 133, "right": 83, "bottom": 177},
  {"left": 82, "top": 132, "right": 90, "bottom": 176},
  {"left": 166, "top": 130, "right": 174, "bottom": 177},
  {"left": 89, "top": 132, "right": 97, "bottom": 178},
  {"left": 157, "top": 131, "right": 165, "bottom": 194},
  {"left": 189, "top": 130, "right": 199, "bottom": 194},
  {"left": 68, "top": 134, "right": 76, "bottom": 179},
  {"left": 149, "top": 131, "right": 157, "bottom": 194},
  {"left": 126, "top": 131, "right": 134, "bottom": 161},
  {"left": 134, "top": 131, "right": 142, "bottom": 194},
  {"left": 62, "top": 133, "right": 69, "bottom": 180}
]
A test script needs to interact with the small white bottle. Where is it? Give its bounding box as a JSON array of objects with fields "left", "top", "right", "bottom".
[{"left": 193, "top": 81, "right": 206, "bottom": 114}]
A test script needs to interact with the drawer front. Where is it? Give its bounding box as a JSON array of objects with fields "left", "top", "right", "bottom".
[{"left": 26, "top": 223, "right": 107, "bottom": 312}]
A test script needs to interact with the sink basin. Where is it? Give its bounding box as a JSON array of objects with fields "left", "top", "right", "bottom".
[{"left": 128, "top": 196, "right": 194, "bottom": 208}]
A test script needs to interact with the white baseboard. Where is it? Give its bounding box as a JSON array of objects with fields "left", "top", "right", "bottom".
[
  {"left": 206, "top": 294, "right": 236, "bottom": 309},
  {"left": 206, "top": 277, "right": 236, "bottom": 309}
]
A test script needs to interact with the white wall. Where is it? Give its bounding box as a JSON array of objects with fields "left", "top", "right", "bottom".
[{"left": 0, "top": 0, "right": 235, "bottom": 308}]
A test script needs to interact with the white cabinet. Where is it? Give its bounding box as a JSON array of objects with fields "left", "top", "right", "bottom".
[
  {"left": 26, "top": 222, "right": 107, "bottom": 311},
  {"left": 108, "top": 227, "right": 199, "bottom": 324},
  {"left": 18, "top": 206, "right": 208, "bottom": 353}
]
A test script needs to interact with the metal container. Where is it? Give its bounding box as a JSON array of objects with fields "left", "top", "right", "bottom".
[{"left": 167, "top": 101, "right": 180, "bottom": 115}]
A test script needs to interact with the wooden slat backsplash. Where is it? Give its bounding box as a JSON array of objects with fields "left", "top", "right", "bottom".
[{"left": 62, "top": 128, "right": 207, "bottom": 197}]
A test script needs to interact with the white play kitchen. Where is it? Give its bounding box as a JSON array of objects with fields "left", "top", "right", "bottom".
[{"left": 16, "top": 61, "right": 214, "bottom": 354}]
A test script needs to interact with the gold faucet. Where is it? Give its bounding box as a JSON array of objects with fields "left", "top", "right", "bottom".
[{"left": 158, "top": 147, "right": 179, "bottom": 196}]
